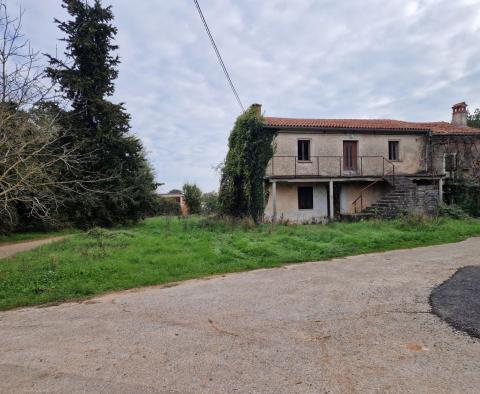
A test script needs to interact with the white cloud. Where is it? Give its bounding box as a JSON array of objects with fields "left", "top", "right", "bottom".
[{"left": 16, "top": 0, "right": 480, "bottom": 191}]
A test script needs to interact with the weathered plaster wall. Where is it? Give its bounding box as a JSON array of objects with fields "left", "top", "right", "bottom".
[
  {"left": 264, "top": 182, "right": 328, "bottom": 222},
  {"left": 339, "top": 182, "right": 390, "bottom": 214},
  {"left": 264, "top": 181, "right": 390, "bottom": 222},
  {"left": 267, "top": 132, "right": 427, "bottom": 177},
  {"left": 431, "top": 135, "right": 480, "bottom": 178}
]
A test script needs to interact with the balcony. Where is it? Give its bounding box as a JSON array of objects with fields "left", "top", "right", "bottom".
[{"left": 266, "top": 156, "right": 395, "bottom": 179}]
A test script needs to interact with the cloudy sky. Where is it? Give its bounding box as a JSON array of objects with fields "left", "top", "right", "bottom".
[{"left": 16, "top": 0, "right": 480, "bottom": 192}]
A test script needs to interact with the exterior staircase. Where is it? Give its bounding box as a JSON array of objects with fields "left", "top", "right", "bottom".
[{"left": 362, "top": 176, "right": 418, "bottom": 219}]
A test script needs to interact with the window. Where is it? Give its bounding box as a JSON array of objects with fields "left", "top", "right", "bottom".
[
  {"left": 298, "top": 186, "right": 313, "bottom": 210},
  {"left": 444, "top": 153, "right": 457, "bottom": 172},
  {"left": 343, "top": 141, "right": 358, "bottom": 171},
  {"left": 298, "top": 140, "right": 310, "bottom": 161},
  {"left": 388, "top": 141, "right": 399, "bottom": 161}
]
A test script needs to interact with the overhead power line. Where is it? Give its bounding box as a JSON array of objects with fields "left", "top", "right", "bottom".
[{"left": 193, "top": 0, "right": 245, "bottom": 112}]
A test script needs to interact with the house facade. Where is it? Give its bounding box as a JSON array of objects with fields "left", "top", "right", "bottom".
[
  {"left": 261, "top": 102, "right": 480, "bottom": 222},
  {"left": 159, "top": 189, "right": 189, "bottom": 216}
]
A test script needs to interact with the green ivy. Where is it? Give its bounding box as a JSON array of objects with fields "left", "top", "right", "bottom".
[{"left": 219, "top": 105, "right": 277, "bottom": 224}]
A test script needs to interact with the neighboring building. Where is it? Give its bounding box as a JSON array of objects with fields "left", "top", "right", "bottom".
[
  {"left": 159, "top": 189, "right": 189, "bottom": 215},
  {"left": 261, "top": 102, "right": 480, "bottom": 222}
]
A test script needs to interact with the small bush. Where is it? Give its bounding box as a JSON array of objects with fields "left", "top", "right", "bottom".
[
  {"left": 439, "top": 203, "right": 469, "bottom": 219},
  {"left": 86, "top": 227, "right": 114, "bottom": 239},
  {"left": 394, "top": 213, "right": 439, "bottom": 230},
  {"left": 150, "top": 195, "right": 180, "bottom": 216}
]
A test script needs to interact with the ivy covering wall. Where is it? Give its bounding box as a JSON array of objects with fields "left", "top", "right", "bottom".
[
  {"left": 444, "top": 181, "right": 480, "bottom": 217},
  {"left": 219, "top": 105, "right": 276, "bottom": 223}
]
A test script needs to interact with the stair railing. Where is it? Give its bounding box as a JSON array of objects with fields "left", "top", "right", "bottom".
[{"left": 352, "top": 158, "right": 395, "bottom": 213}]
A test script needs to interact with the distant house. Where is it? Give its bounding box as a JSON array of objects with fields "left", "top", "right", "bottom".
[
  {"left": 258, "top": 102, "right": 480, "bottom": 222},
  {"left": 159, "top": 189, "right": 188, "bottom": 215}
]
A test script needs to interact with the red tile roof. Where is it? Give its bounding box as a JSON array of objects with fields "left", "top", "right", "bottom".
[{"left": 263, "top": 117, "right": 480, "bottom": 135}]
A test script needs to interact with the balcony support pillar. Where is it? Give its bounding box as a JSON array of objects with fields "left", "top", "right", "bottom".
[
  {"left": 272, "top": 181, "right": 277, "bottom": 223},
  {"left": 438, "top": 178, "right": 443, "bottom": 203},
  {"left": 329, "top": 180, "right": 334, "bottom": 219}
]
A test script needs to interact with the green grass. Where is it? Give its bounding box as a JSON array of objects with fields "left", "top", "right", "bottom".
[{"left": 1, "top": 216, "right": 480, "bottom": 311}]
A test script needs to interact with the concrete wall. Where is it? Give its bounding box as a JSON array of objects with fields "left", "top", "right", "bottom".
[
  {"left": 265, "top": 182, "right": 328, "bottom": 223},
  {"left": 267, "top": 132, "right": 427, "bottom": 177}
]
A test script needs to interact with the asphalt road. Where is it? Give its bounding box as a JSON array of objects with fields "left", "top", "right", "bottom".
[
  {"left": 1, "top": 238, "right": 480, "bottom": 393},
  {"left": 431, "top": 265, "right": 480, "bottom": 338}
]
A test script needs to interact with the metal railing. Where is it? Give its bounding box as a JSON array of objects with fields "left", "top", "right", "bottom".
[
  {"left": 351, "top": 159, "right": 396, "bottom": 213},
  {"left": 267, "top": 155, "right": 395, "bottom": 179}
]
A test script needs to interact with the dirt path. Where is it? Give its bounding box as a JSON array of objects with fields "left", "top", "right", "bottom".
[
  {"left": 0, "top": 237, "right": 66, "bottom": 260},
  {"left": 1, "top": 239, "right": 480, "bottom": 393}
]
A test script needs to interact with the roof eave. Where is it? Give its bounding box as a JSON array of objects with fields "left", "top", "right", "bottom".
[{"left": 263, "top": 124, "right": 430, "bottom": 134}]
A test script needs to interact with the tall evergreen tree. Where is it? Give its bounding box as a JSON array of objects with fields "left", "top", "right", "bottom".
[{"left": 47, "top": 0, "right": 157, "bottom": 227}]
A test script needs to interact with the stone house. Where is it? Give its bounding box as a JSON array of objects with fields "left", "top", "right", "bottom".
[{"left": 261, "top": 102, "right": 480, "bottom": 222}]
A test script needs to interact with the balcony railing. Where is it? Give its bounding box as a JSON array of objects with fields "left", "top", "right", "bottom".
[{"left": 266, "top": 155, "right": 395, "bottom": 179}]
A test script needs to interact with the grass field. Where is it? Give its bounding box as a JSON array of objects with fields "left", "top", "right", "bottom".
[{"left": 1, "top": 216, "right": 480, "bottom": 311}]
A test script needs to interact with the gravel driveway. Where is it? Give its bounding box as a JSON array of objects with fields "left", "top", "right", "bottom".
[
  {"left": 1, "top": 238, "right": 480, "bottom": 393},
  {"left": 0, "top": 237, "right": 65, "bottom": 260}
]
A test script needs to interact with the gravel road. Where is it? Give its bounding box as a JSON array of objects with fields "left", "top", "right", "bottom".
[{"left": 1, "top": 238, "right": 480, "bottom": 393}]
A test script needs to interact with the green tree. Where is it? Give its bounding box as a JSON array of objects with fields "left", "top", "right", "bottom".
[
  {"left": 202, "top": 191, "right": 219, "bottom": 215},
  {"left": 468, "top": 108, "right": 480, "bottom": 128},
  {"left": 46, "top": 0, "right": 157, "bottom": 227},
  {"left": 183, "top": 183, "right": 202, "bottom": 215},
  {"left": 219, "top": 104, "right": 276, "bottom": 223}
]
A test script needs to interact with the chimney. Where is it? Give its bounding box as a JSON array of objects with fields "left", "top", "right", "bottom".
[
  {"left": 251, "top": 103, "right": 262, "bottom": 116},
  {"left": 451, "top": 102, "right": 468, "bottom": 127}
]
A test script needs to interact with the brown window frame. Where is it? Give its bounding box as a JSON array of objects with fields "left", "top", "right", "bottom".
[{"left": 343, "top": 141, "right": 358, "bottom": 171}]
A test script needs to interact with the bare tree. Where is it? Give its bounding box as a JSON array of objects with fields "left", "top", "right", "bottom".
[
  {"left": 0, "top": 1, "right": 103, "bottom": 231},
  {"left": 0, "top": 1, "right": 51, "bottom": 107}
]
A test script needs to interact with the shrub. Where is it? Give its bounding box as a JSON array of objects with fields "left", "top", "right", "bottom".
[
  {"left": 150, "top": 195, "right": 180, "bottom": 216},
  {"left": 444, "top": 181, "right": 480, "bottom": 217},
  {"left": 202, "top": 191, "right": 219, "bottom": 215},
  {"left": 438, "top": 203, "right": 469, "bottom": 219}
]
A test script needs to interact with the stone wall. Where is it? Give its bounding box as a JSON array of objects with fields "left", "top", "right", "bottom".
[{"left": 414, "top": 184, "right": 439, "bottom": 216}]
